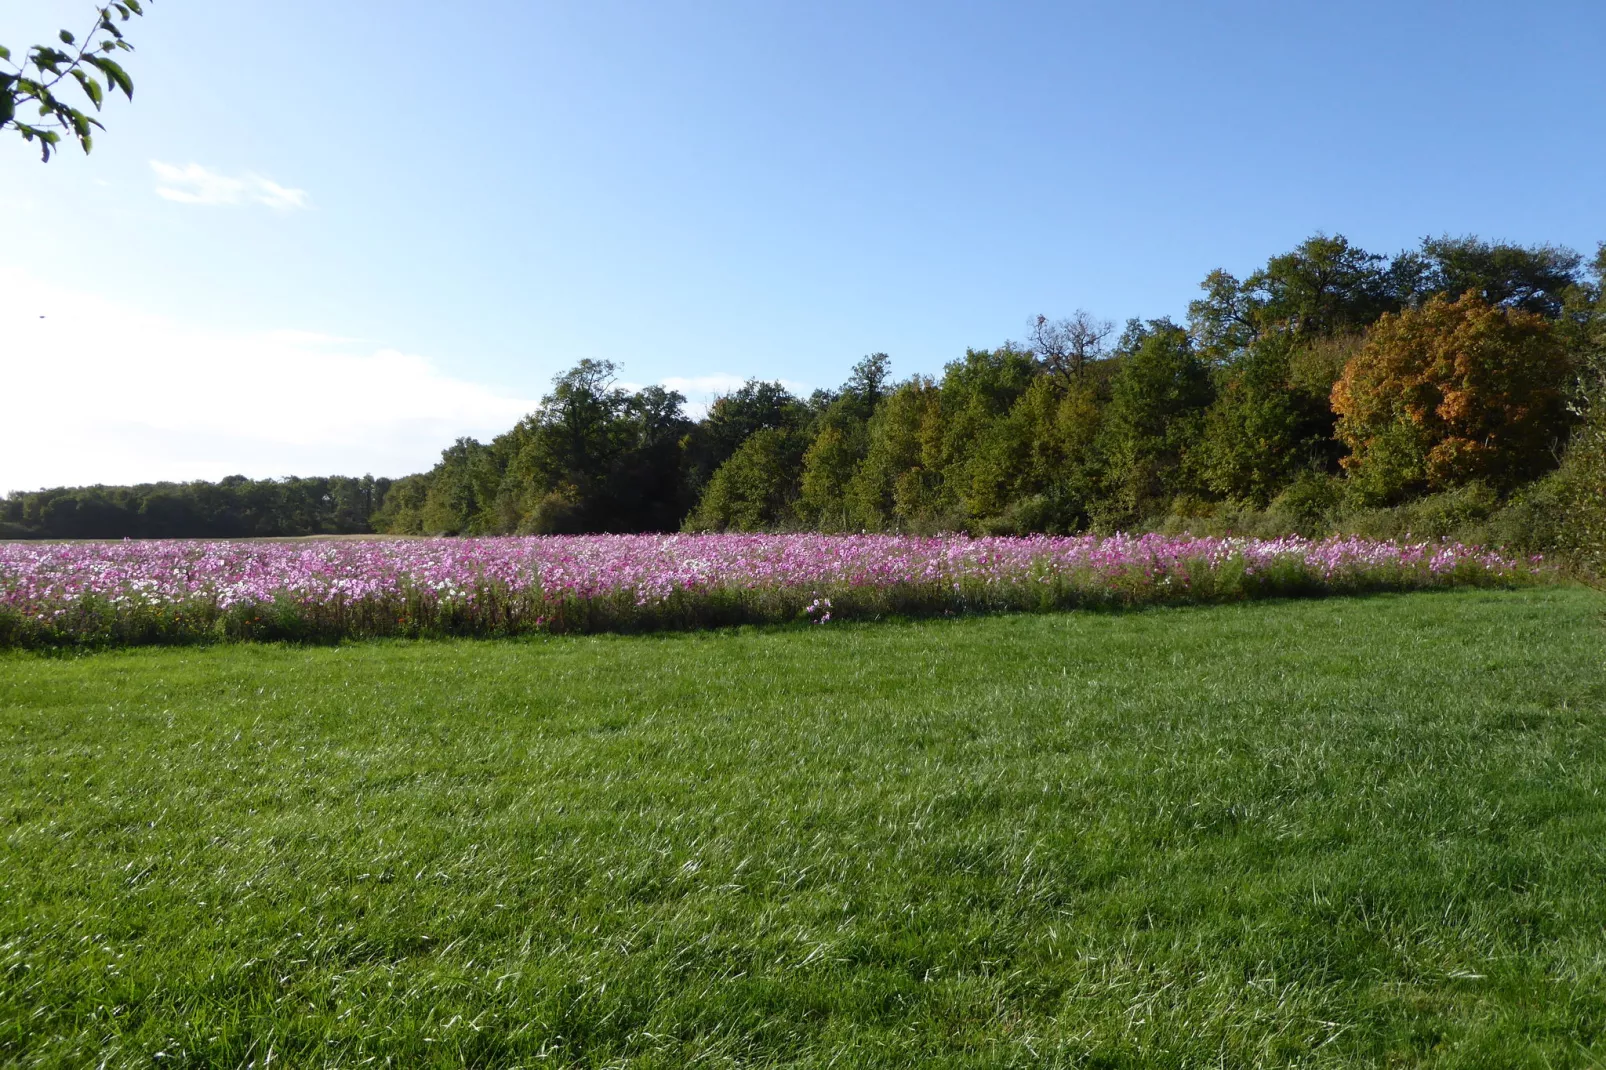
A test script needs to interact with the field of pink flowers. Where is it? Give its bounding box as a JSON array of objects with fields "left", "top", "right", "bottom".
[{"left": 0, "top": 533, "right": 1542, "bottom": 647}]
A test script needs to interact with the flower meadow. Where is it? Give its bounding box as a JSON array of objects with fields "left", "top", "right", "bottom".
[{"left": 0, "top": 533, "right": 1543, "bottom": 647}]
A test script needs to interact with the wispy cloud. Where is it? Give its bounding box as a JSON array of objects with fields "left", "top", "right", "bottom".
[{"left": 150, "top": 161, "right": 310, "bottom": 211}]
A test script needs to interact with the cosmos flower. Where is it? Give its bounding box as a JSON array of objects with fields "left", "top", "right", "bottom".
[{"left": 0, "top": 533, "right": 1538, "bottom": 643}]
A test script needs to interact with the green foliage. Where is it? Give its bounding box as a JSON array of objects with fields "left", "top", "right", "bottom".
[
  {"left": 846, "top": 376, "right": 947, "bottom": 531},
  {"left": 351, "top": 237, "right": 1606, "bottom": 546},
  {"left": 1, "top": 2, "right": 145, "bottom": 161},
  {"left": 419, "top": 437, "right": 500, "bottom": 535},
  {"left": 1335, "top": 481, "right": 1503, "bottom": 541},
  {"left": 1558, "top": 244, "right": 1606, "bottom": 385},
  {"left": 1189, "top": 234, "right": 1401, "bottom": 360},
  {"left": 673, "top": 232, "right": 1589, "bottom": 547},
  {"left": 1554, "top": 249, "right": 1606, "bottom": 579},
  {"left": 842, "top": 351, "right": 892, "bottom": 414},
  {"left": 1200, "top": 336, "right": 1338, "bottom": 506},
  {"left": 926, "top": 346, "right": 1039, "bottom": 526},
  {"left": 937, "top": 345, "right": 1037, "bottom": 416},
  {"left": 4, "top": 590, "right": 1605, "bottom": 1063},
  {"left": 682, "top": 427, "right": 805, "bottom": 531},
  {"left": 507, "top": 359, "right": 638, "bottom": 527},
  {"left": 1548, "top": 392, "right": 1606, "bottom": 581},
  {"left": 14, "top": 231, "right": 1596, "bottom": 548},
  {"left": 682, "top": 379, "right": 807, "bottom": 494},
  {"left": 1266, "top": 472, "right": 1345, "bottom": 535},
  {"left": 960, "top": 375, "right": 1104, "bottom": 533},
  {"left": 1, "top": 474, "right": 390, "bottom": 539},
  {"left": 377, "top": 360, "right": 694, "bottom": 537},
  {"left": 1406, "top": 234, "right": 1584, "bottom": 318},
  {"left": 1187, "top": 234, "right": 1586, "bottom": 365},
  {"left": 796, "top": 398, "right": 870, "bottom": 531},
  {"left": 1095, "top": 322, "right": 1213, "bottom": 524},
  {"left": 366, "top": 473, "right": 429, "bottom": 535}
]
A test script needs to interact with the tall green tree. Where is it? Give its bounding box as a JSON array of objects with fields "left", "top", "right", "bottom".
[
  {"left": 1189, "top": 235, "right": 1399, "bottom": 361},
  {"left": 847, "top": 378, "right": 947, "bottom": 531},
  {"left": 1096, "top": 322, "right": 1214, "bottom": 521},
  {"left": 370, "top": 474, "right": 431, "bottom": 535},
  {"left": 1200, "top": 336, "right": 1338, "bottom": 505},
  {"left": 683, "top": 380, "right": 806, "bottom": 495},
  {"left": 612, "top": 385, "right": 696, "bottom": 532},
  {"left": 1407, "top": 235, "right": 1583, "bottom": 318},
  {"left": 843, "top": 352, "right": 892, "bottom": 415},
  {"left": 960, "top": 374, "right": 1107, "bottom": 532},
  {"left": 1558, "top": 243, "right": 1606, "bottom": 377},
  {"left": 797, "top": 398, "right": 870, "bottom": 530},
  {"left": 499, "top": 361, "right": 692, "bottom": 533},
  {"left": 502, "top": 360, "right": 634, "bottom": 532},
  {"left": 420, "top": 438, "right": 501, "bottom": 535}
]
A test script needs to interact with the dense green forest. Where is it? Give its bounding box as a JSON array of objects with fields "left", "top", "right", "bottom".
[
  {"left": 6, "top": 233, "right": 1603, "bottom": 567},
  {"left": 0, "top": 476, "right": 389, "bottom": 540}
]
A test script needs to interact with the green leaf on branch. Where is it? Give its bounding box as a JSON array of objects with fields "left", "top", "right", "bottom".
[
  {"left": 8, "top": 1, "right": 147, "bottom": 158},
  {"left": 72, "top": 70, "right": 104, "bottom": 109},
  {"left": 86, "top": 56, "right": 133, "bottom": 99},
  {"left": 30, "top": 47, "right": 68, "bottom": 74},
  {"left": 19, "top": 125, "right": 62, "bottom": 161}
]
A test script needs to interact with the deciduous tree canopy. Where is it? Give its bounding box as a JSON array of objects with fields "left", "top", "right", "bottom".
[
  {"left": 1332, "top": 293, "right": 1570, "bottom": 500},
  {"left": 7, "top": 233, "right": 1601, "bottom": 568}
]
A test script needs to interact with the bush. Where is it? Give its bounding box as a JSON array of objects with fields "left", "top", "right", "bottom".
[
  {"left": 1551, "top": 404, "right": 1606, "bottom": 580},
  {"left": 1480, "top": 480, "right": 1569, "bottom": 557},
  {"left": 1268, "top": 474, "right": 1344, "bottom": 536},
  {"left": 1334, "top": 482, "right": 1498, "bottom": 542}
]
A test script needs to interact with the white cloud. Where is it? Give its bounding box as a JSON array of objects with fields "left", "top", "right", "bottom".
[
  {"left": 0, "top": 270, "right": 539, "bottom": 493},
  {"left": 261, "top": 329, "right": 360, "bottom": 347},
  {"left": 150, "top": 161, "right": 310, "bottom": 211}
]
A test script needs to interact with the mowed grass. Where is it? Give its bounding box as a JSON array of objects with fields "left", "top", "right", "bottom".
[{"left": 2, "top": 589, "right": 1605, "bottom": 1068}]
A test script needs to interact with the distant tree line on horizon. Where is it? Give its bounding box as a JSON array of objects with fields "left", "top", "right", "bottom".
[
  {"left": 0, "top": 476, "right": 388, "bottom": 541},
  {"left": 6, "top": 233, "right": 1603, "bottom": 572}
]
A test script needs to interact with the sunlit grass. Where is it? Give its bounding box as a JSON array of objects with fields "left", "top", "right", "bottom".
[{"left": 3, "top": 586, "right": 1604, "bottom": 1067}]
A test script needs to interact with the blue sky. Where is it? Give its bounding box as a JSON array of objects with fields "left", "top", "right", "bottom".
[{"left": 3, "top": 0, "right": 1603, "bottom": 491}]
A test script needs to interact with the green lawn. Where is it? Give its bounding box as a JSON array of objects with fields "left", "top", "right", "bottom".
[{"left": 3, "top": 588, "right": 1604, "bottom": 1068}]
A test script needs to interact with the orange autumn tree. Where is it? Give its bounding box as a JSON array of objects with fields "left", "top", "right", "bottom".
[{"left": 1331, "top": 292, "right": 1571, "bottom": 502}]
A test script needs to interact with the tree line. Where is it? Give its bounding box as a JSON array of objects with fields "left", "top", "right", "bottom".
[
  {"left": 0, "top": 476, "right": 389, "bottom": 539},
  {"left": 6, "top": 233, "right": 1603, "bottom": 567},
  {"left": 374, "top": 233, "right": 1604, "bottom": 560}
]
